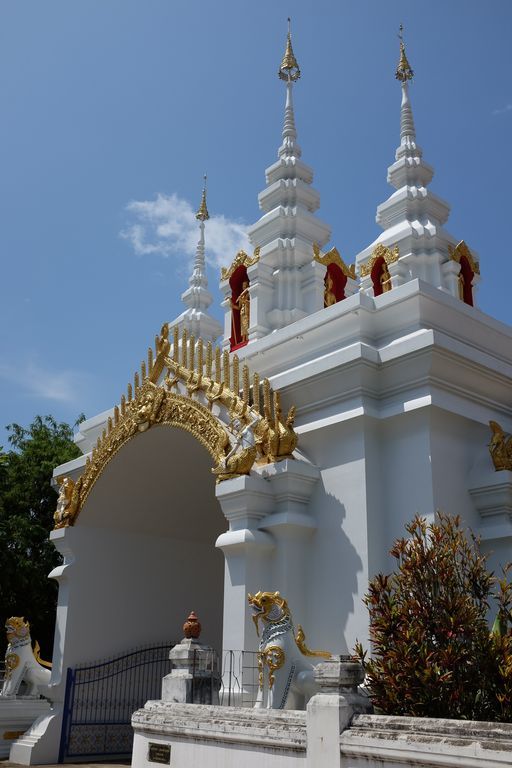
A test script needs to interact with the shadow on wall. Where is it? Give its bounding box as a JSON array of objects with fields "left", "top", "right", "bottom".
[{"left": 309, "top": 482, "right": 363, "bottom": 653}]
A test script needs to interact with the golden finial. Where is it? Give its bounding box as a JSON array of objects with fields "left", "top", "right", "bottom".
[
  {"left": 196, "top": 174, "right": 210, "bottom": 221},
  {"left": 279, "top": 18, "right": 300, "bottom": 82},
  {"left": 396, "top": 24, "right": 414, "bottom": 82}
]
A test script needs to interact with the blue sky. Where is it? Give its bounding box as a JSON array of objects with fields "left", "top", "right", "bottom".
[{"left": 0, "top": 0, "right": 511, "bottom": 448}]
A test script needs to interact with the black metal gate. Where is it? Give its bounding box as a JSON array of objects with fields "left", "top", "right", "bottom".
[{"left": 59, "top": 641, "right": 174, "bottom": 762}]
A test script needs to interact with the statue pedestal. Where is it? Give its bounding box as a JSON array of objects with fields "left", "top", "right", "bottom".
[
  {"left": 0, "top": 697, "right": 51, "bottom": 759},
  {"left": 162, "top": 627, "right": 220, "bottom": 706}
]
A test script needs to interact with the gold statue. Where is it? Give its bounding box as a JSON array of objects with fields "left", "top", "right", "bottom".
[
  {"left": 380, "top": 264, "right": 392, "bottom": 293},
  {"left": 54, "top": 476, "right": 80, "bottom": 529},
  {"left": 324, "top": 273, "right": 336, "bottom": 307},
  {"left": 230, "top": 280, "right": 250, "bottom": 345},
  {"left": 489, "top": 420, "right": 512, "bottom": 471}
]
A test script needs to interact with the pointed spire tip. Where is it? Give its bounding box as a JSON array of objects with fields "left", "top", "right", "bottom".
[
  {"left": 278, "top": 17, "right": 300, "bottom": 82},
  {"left": 395, "top": 24, "right": 414, "bottom": 83},
  {"left": 196, "top": 174, "right": 209, "bottom": 221}
]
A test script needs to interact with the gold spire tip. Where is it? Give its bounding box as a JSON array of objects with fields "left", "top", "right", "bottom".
[
  {"left": 395, "top": 24, "right": 414, "bottom": 83},
  {"left": 196, "top": 173, "right": 209, "bottom": 221},
  {"left": 278, "top": 17, "right": 300, "bottom": 82}
]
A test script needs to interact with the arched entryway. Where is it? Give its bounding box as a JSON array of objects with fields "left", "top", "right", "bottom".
[{"left": 64, "top": 423, "right": 226, "bottom": 659}]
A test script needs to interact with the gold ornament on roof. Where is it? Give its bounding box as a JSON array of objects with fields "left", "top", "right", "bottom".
[
  {"left": 395, "top": 25, "right": 414, "bottom": 83},
  {"left": 279, "top": 18, "right": 300, "bottom": 82},
  {"left": 489, "top": 421, "right": 512, "bottom": 471},
  {"left": 196, "top": 174, "right": 210, "bottom": 222},
  {"left": 359, "top": 243, "right": 399, "bottom": 278},
  {"left": 313, "top": 243, "right": 356, "bottom": 279},
  {"left": 448, "top": 240, "right": 480, "bottom": 275},
  {"left": 53, "top": 324, "right": 298, "bottom": 528},
  {"left": 221, "top": 247, "right": 260, "bottom": 281}
]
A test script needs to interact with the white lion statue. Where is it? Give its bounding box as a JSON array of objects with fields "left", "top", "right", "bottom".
[
  {"left": 1, "top": 617, "right": 52, "bottom": 698},
  {"left": 248, "top": 591, "right": 331, "bottom": 710}
]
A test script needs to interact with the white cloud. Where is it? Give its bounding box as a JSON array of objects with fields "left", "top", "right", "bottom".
[
  {"left": 492, "top": 103, "right": 512, "bottom": 116},
  {"left": 121, "top": 193, "right": 251, "bottom": 269},
  {"left": 0, "top": 360, "right": 87, "bottom": 404}
]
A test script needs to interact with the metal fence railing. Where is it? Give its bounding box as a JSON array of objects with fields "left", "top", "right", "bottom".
[
  {"left": 220, "top": 649, "right": 259, "bottom": 708},
  {"left": 58, "top": 644, "right": 260, "bottom": 762}
]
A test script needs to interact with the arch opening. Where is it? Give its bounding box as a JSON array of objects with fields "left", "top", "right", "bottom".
[{"left": 61, "top": 425, "right": 226, "bottom": 663}]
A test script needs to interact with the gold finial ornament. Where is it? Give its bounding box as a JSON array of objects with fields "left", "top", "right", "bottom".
[
  {"left": 395, "top": 24, "right": 414, "bottom": 83},
  {"left": 196, "top": 174, "right": 210, "bottom": 222},
  {"left": 279, "top": 18, "right": 300, "bottom": 82}
]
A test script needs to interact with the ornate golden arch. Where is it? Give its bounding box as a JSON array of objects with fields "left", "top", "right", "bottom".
[{"left": 54, "top": 324, "right": 298, "bottom": 530}]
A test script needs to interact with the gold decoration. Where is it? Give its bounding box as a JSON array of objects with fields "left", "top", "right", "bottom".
[
  {"left": 359, "top": 243, "right": 400, "bottom": 278},
  {"left": 5, "top": 653, "right": 20, "bottom": 677},
  {"left": 53, "top": 324, "right": 299, "bottom": 528},
  {"left": 33, "top": 641, "right": 52, "bottom": 669},
  {"left": 295, "top": 626, "right": 331, "bottom": 659},
  {"left": 258, "top": 646, "right": 285, "bottom": 690},
  {"left": 3, "top": 731, "right": 25, "bottom": 741},
  {"left": 313, "top": 243, "right": 356, "bottom": 279},
  {"left": 278, "top": 18, "right": 300, "bottom": 82},
  {"left": 221, "top": 247, "right": 260, "bottom": 281},
  {"left": 489, "top": 421, "right": 512, "bottom": 471},
  {"left": 54, "top": 476, "right": 81, "bottom": 529},
  {"left": 196, "top": 174, "right": 210, "bottom": 222},
  {"left": 396, "top": 25, "right": 414, "bottom": 82},
  {"left": 448, "top": 240, "right": 480, "bottom": 275}
]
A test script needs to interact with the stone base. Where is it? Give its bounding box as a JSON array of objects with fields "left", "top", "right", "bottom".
[
  {"left": 162, "top": 637, "right": 220, "bottom": 705},
  {"left": 0, "top": 698, "right": 51, "bottom": 759},
  {"left": 132, "top": 701, "right": 306, "bottom": 768}
]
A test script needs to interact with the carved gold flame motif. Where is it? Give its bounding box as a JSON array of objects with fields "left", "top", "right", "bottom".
[
  {"left": 54, "top": 323, "right": 298, "bottom": 529},
  {"left": 312, "top": 243, "right": 356, "bottom": 279},
  {"left": 221, "top": 247, "right": 261, "bottom": 282},
  {"left": 448, "top": 240, "right": 480, "bottom": 275},
  {"left": 359, "top": 243, "right": 400, "bottom": 278}
]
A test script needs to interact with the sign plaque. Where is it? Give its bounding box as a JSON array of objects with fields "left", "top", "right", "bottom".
[{"left": 148, "top": 743, "right": 171, "bottom": 764}]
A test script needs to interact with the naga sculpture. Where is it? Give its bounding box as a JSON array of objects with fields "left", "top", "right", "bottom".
[
  {"left": 248, "top": 591, "right": 331, "bottom": 710},
  {"left": 1, "top": 618, "right": 51, "bottom": 698}
]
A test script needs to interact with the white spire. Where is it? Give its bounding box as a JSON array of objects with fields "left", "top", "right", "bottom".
[
  {"left": 170, "top": 176, "right": 222, "bottom": 342},
  {"left": 183, "top": 175, "right": 210, "bottom": 308},
  {"left": 278, "top": 80, "right": 302, "bottom": 159},
  {"left": 239, "top": 19, "right": 331, "bottom": 338},
  {"left": 395, "top": 26, "right": 416, "bottom": 147},
  {"left": 399, "top": 82, "right": 416, "bottom": 145},
  {"left": 355, "top": 27, "right": 472, "bottom": 301},
  {"left": 278, "top": 21, "right": 301, "bottom": 160}
]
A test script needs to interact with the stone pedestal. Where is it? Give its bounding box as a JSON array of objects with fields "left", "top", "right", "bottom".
[
  {"left": 162, "top": 615, "right": 220, "bottom": 705},
  {"left": 0, "top": 697, "right": 51, "bottom": 759},
  {"left": 306, "top": 656, "right": 372, "bottom": 768}
]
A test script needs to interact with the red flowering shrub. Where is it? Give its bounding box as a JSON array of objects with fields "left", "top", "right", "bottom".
[{"left": 355, "top": 513, "right": 512, "bottom": 721}]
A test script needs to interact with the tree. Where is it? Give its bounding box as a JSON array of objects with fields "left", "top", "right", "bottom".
[
  {"left": 356, "top": 513, "right": 512, "bottom": 722},
  {"left": 0, "top": 415, "right": 83, "bottom": 659}
]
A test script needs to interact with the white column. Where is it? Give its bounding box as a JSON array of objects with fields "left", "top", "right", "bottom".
[
  {"left": 258, "top": 460, "right": 319, "bottom": 623},
  {"left": 215, "top": 474, "right": 275, "bottom": 654}
]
